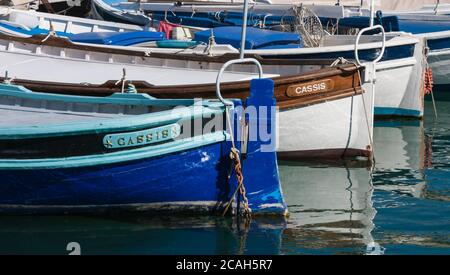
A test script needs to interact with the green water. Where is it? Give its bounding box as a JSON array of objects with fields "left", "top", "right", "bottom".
[{"left": 0, "top": 101, "right": 449, "bottom": 255}]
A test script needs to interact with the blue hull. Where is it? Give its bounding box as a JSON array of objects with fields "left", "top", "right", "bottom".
[
  {"left": 260, "top": 44, "right": 415, "bottom": 62},
  {"left": 0, "top": 143, "right": 230, "bottom": 213},
  {"left": 374, "top": 107, "right": 423, "bottom": 118},
  {"left": 0, "top": 79, "right": 286, "bottom": 216},
  {"left": 0, "top": 141, "right": 285, "bottom": 215}
]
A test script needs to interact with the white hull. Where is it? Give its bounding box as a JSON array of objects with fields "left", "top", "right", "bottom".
[
  {"left": 0, "top": 35, "right": 372, "bottom": 159},
  {"left": 149, "top": 33, "right": 425, "bottom": 117},
  {"left": 374, "top": 52, "right": 425, "bottom": 117},
  {"left": 278, "top": 90, "right": 373, "bottom": 158},
  {"left": 307, "top": 4, "right": 450, "bottom": 87}
]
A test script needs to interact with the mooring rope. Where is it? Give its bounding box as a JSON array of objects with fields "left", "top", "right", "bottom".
[
  {"left": 330, "top": 58, "right": 375, "bottom": 164},
  {"left": 221, "top": 106, "right": 252, "bottom": 220},
  {"left": 424, "top": 47, "right": 438, "bottom": 119}
]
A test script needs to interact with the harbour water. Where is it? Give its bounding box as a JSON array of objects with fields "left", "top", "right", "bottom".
[{"left": 0, "top": 101, "right": 449, "bottom": 255}]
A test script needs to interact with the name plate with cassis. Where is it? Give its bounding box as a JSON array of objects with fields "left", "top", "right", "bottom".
[
  {"left": 103, "top": 124, "right": 181, "bottom": 149},
  {"left": 286, "top": 79, "right": 335, "bottom": 98}
]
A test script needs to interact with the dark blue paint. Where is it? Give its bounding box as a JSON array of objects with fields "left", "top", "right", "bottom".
[
  {"left": 194, "top": 26, "right": 302, "bottom": 50},
  {"left": 375, "top": 107, "right": 422, "bottom": 118},
  {"left": 426, "top": 36, "right": 450, "bottom": 51},
  {"left": 0, "top": 143, "right": 232, "bottom": 209},
  {"left": 69, "top": 31, "right": 166, "bottom": 46},
  {"left": 262, "top": 44, "right": 415, "bottom": 62},
  {"left": 0, "top": 79, "right": 286, "bottom": 215}
]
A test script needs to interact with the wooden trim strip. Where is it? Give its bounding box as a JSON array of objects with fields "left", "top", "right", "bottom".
[
  {"left": 0, "top": 33, "right": 343, "bottom": 66},
  {"left": 0, "top": 65, "right": 363, "bottom": 110}
]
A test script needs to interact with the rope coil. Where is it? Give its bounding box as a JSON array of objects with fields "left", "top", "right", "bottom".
[{"left": 222, "top": 109, "right": 252, "bottom": 219}]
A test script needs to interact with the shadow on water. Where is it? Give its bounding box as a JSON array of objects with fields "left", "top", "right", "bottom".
[
  {"left": 1, "top": 102, "right": 449, "bottom": 255},
  {"left": 0, "top": 215, "right": 287, "bottom": 255}
]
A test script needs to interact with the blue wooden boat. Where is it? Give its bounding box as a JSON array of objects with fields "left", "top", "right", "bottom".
[{"left": 0, "top": 75, "right": 287, "bottom": 216}]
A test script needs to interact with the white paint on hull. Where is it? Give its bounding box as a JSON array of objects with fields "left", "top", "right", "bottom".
[
  {"left": 374, "top": 53, "right": 424, "bottom": 116},
  {"left": 278, "top": 90, "right": 373, "bottom": 155}
]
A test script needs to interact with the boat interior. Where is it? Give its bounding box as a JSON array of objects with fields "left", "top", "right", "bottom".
[{"left": 0, "top": 84, "right": 214, "bottom": 127}]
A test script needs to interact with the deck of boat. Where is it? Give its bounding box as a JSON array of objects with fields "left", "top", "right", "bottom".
[{"left": 0, "top": 103, "right": 128, "bottom": 127}]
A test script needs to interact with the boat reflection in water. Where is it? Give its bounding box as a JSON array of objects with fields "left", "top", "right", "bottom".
[
  {"left": 0, "top": 121, "right": 435, "bottom": 255},
  {"left": 279, "top": 164, "right": 379, "bottom": 254},
  {"left": 373, "top": 121, "right": 429, "bottom": 198},
  {"left": 278, "top": 120, "right": 429, "bottom": 255},
  {"left": 0, "top": 216, "right": 287, "bottom": 255}
]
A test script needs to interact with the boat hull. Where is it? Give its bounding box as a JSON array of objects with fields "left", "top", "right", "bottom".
[
  {"left": 0, "top": 139, "right": 285, "bottom": 216},
  {"left": 251, "top": 40, "right": 425, "bottom": 119},
  {"left": 373, "top": 56, "right": 424, "bottom": 118},
  {"left": 91, "top": 0, "right": 151, "bottom": 26},
  {"left": 425, "top": 33, "right": 450, "bottom": 86},
  {"left": 0, "top": 143, "right": 234, "bottom": 214},
  {"left": 278, "top": 91, "right": 373, "bottom": 160}
]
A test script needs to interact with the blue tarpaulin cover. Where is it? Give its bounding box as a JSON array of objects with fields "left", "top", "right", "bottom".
[
  {"left": 194, "top": 26, "right": 302, "bottom": 49},
  {"left": 69, "top": 31, "right": 166, "bottom": 46}
]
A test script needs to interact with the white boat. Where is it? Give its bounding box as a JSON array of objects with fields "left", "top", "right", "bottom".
[
  {"left": 0, "top": 8, "right": 425, "bottom": 118},
  {"left": 0, "top": 6, "right": 153, "bottom": 34},
  {"left": 300, "top": 3, "right": 450, "bottom": 88},
  {"left": 0, "top": 32, "right": 375, "bottom": 161}
]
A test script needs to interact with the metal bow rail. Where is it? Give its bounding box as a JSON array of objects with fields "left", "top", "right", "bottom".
[
  {"left": 354, "top": 24, "right": 386, "bottom": 164},
  {"left": 215, "top": 58, "right": 263, "bottom": 107},
  {"left": 216, "top": 58, "right": 264, "bottom": 219}
]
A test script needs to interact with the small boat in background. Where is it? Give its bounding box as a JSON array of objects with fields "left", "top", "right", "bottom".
[
  {"left": 90, "top": 0, "right": 153, "bottom": 26},
  {"left": 0, "top": 5, "right": 153, "bottom": 34},
  {"left": 304, "top": 3, "right": 450, "bottom": 91},
  {"left": 0, "top": 72, "right": 287, "bottom": 215}
]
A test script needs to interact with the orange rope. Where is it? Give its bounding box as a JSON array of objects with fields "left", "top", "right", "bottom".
[
  {"left": 222, "top": 148, "right": 252, "bottom": 219},
  {"left": 424, "top": 67, "right": 434, "bottom": 95}
]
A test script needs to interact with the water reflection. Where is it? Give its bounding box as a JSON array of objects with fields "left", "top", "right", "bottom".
[
  {"left": 279, "top": 164, "right": 377, "bottom": 254},
  {"left": 277, "top": 120, "right": 436, "bottom": 255},
  {"left": 372, "top": 121, "right": 429, "bottom": 198},
  {"left": 0, "top": 107, "right": 449, "bottom": 254},
  {"left": 0, "top": 215, "right": 286, "bottom": 255},
  {"left": 371, "top": 115, "right": 450, "bottom": 254}
]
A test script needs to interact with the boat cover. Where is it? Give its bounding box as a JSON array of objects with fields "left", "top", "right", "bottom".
[
  {"left": 194, "top": 26, "right": 302, "bottom": 50},
  {"left": 0, "top": 20, "right": 69, "bottom": 36},
  {"left": 69, "top": 31, "right": 166, "bottom": 46},
  {"left": 334, "top": 15, "right": 450, "bottom": 34}
]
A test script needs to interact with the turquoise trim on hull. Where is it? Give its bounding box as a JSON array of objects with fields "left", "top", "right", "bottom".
[
  {"left": 374, "top": 107, "right": 422, "bottom": 118},
  {"left": 0, "top": 132, "right": 227, "bottom": 170}
]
